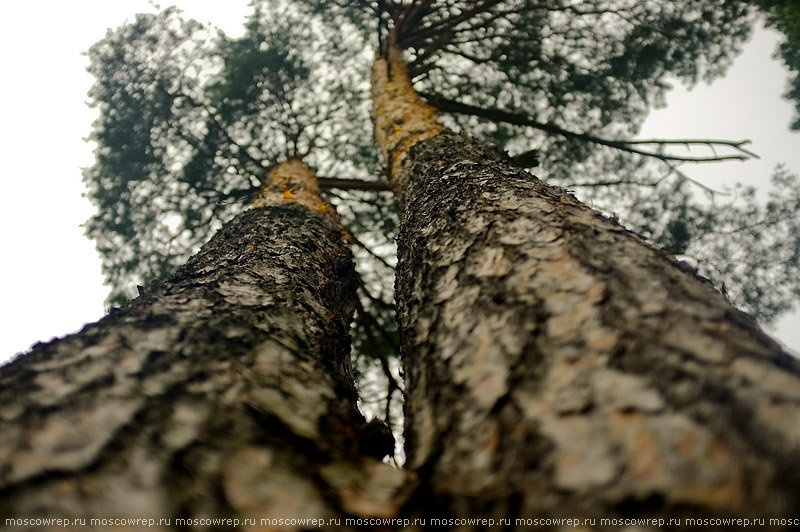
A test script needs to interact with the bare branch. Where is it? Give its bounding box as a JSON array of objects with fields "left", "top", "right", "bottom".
[
  {"left": 347, "top": 227, "right": 396, "bottom": 272},
  {"left": 317, "top": 177, "right": 393, "bottom": 191},
  {"left": 423, "top": 93, "right": 759, "bottom": 165}
]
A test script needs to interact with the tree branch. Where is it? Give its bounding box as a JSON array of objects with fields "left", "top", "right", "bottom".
[
  {"left": 423, "top": 93, "right": 759, "bottom": 164},
  {"left": 347, "top": 227, "right": 396, "bottom": 273},
  {"left": 171, "top": 89, "right": 274, "bottom": 181},
  {"left": 399, "top": 0, "right": 505, "bottom": 48},
  {"left": 317, "top": 177, "right": 393, "bottom": 192}
]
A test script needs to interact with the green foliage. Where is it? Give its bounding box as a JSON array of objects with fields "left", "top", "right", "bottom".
[
  {"left": 688, "top": 166, "right": 800, "bottom": 321},
  {"left": 84, "top": 7, "right": 225, "bottom": 306},
  {"left": 750, "top": 0, "right": 800, "bottom": 129},
  {"left": 84, "top": 1, "right": 379, "bottom": 305}
]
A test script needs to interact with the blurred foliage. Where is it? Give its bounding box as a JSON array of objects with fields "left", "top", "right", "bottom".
[
  {"left": 84, "top": 0, "right": 800, "bottom": 422},
  {"left": 748, "top": 0, "right": 800, "bottom": 129},
  {"left": 84, "top": 1, "right": 380, "bottom": 306}
]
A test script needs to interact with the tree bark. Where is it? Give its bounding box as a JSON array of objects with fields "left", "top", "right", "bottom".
[
  {"left": 0, "top": 161, "right": 409, "bottom": 530},
  {"left": 373, "top": 42, "right": 800, "bottom": 526}
]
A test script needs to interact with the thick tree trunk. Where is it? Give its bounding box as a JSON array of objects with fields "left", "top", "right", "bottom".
[
  {"left": 0, "top": 161, "right": 409, "bottom": 530},
  {"left": 373, "top": 44, "right": 800, "bottom": 526}
]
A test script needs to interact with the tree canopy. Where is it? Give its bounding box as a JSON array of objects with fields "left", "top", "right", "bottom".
[
  {"left": 83, "top": 0, "right": 800, "bottom": 415},
  {"left": 750, "top": 0, "right": 800, "bottom": 129},
  {"left": 84, "top": 3, "right": 385, "bottom": 304}
]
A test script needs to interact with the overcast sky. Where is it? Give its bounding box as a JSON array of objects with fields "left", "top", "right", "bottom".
[{"left": 0, "top": 2, "right": 798, "bottom": 364}]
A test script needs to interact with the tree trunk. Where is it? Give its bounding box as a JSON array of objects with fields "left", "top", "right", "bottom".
[
  {"left": 373, "top": 43, "right": 800, "bottom": 526},
  {"left": 0, "top": 161, "right": 409, "bottom": 530}
]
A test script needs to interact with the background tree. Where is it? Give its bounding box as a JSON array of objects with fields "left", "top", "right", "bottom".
[{"left": 749, "top": 0, "right": 800, "bottom": 129}]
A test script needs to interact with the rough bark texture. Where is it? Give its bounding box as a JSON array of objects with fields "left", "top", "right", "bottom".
[
  {"left": 0, "top": 163, "right": 410, "bottom": 530},
  {"left": 395, "top": 131, "right": 800, "bottom": 525}
]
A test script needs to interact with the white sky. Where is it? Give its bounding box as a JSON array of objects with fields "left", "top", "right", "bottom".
[{"left": 0, "top": 2, "right": 798, "bottom": 363}]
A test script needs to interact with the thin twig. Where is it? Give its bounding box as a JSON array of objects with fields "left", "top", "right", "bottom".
[{"left": 423, "top": 93, "right": 759, "bottom": 165}]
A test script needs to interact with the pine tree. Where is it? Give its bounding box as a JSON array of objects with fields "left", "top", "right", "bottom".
[
  {"left": 0, "top": 161, "right": 409, "bottom": 525},
  {"left": 372, "top": 35, "right": 800, "bottom": 518},
  {"left": 5, "top": 0, "right": 800, "bottom": 527}
]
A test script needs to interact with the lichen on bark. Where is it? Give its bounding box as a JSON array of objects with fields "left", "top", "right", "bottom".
[
  {"left": 253, "top": 159, "right": 340, "bottom": 222},
  {"left": 371, "top": 37, "right": 444, "bottom": 200}
]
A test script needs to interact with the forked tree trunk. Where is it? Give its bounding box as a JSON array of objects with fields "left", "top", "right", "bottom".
[
  {"left": 373, "top": 41, "right": 800, "bottom": 526},
  {"left": 0, "top": 161, "right": 408, "bottom": 530}
]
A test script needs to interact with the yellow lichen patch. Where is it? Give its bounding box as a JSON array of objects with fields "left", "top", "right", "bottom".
[
  {"left": 252, "top": 159, "right": 340, "bottom": 223},
  {"left": 371, "top": 41, "right": 444, "bottom": 186}
]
